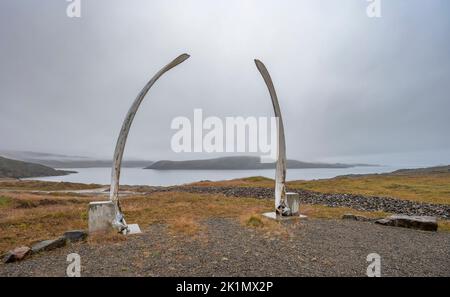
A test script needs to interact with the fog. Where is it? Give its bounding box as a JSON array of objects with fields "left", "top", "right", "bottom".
[{"left": 0, "top": 0, "right": 449, "bottom": 165}]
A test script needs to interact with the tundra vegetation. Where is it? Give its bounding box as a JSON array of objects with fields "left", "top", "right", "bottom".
[{"left": 0, "top": 168, "right": 449, "bottom": 254}]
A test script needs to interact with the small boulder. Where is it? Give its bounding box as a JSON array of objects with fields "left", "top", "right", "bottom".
[
  {"left": 375, "top": 215, "right": 437, "bottom": 231},
  {"left": 63, "top": 230, "right": 88, "bottom": 243},
  {"left": 3, "top": 246, "right": 31, "bottom": 263},
  {"left": 31, "top": 237, "right": 66, "bottom": 254}
]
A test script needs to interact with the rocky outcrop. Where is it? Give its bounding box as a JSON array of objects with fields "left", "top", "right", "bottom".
[
  {"left": 375, "top": 215, "right": 438, "bottom": 231},
  {"left": 0, "top": 156, "right": 75, "bottom": 178}
]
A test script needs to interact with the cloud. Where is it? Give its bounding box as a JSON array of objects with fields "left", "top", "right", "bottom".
[{"left": 0, "top": 0, "right": 449, "bottom": 165}]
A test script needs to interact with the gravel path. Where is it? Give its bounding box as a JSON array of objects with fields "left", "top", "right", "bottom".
[
  {"left": 160, "top": 186, "right": 450, "bottom": 219},
  {"left": 1, "top": 218, "right": 449, "bottom": 277}
]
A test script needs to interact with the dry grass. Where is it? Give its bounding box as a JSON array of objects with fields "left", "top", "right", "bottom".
[
  {"left": 288, "top": 174, "right": 450, "bottom": 205},
  {"left": 191, "top": 173, "right": 450, "bottom": 205},
  {"left": 301, "top": 204, "right": 389, "bottom": 220},
  {"left": 240, "top": 213, "right": 293, "bottom": 238},
  {"left": 0, "top": 191, "right": 275, "bottom": 253},
  {"left": 0, "top": 186, "right": 449, "bottom": 254},
  {"left": 0, "top": 195, "right": 12, "bottom": 208},
  {"left": 0, "top": 180, "right": 102, "bottom": 191},
  {"left": 0, "top": 193, "right": 94, "bottom": 253},
  {"left": 168, "top": 217, "right": 202, "bottom": 236},
  {"left": 245, "top": 215, "right": 265, "bottom": 228},
  {"left": 191, "top": 176, "right": 275, "bottom": 188},
  {"left": 438, "top": 220, "right": 450, "bottom": 232},
  {"left": 121, "top": 192, "right": 274, "bottom": 226}
]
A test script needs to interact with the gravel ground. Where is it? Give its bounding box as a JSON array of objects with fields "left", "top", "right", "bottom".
[
  {"left": 160, "top": 186, "right": 450, "bottom": 219},
  {"left": 1, "top": 218, "right": 449, "bottom": 277}
]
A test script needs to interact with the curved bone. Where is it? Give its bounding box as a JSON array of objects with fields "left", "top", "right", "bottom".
[
  {"left": 110, "top": 53, "right": 190, "bottom": 231},
  {"left": 254, "top": 59, "right": 287, "bottom": 214}
]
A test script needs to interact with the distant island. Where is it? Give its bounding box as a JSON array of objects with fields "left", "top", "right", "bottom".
[
  {"left": 145, "top": 156, "right": 373, "bottom": 170},
  {"left": 390, "top": 165, "right": 450, "bottom": 175},
  {"left": 0, "top": 151, "right": 377, "bottom": 176},
  {"left": 0, "top": 150, "right": 151, "bottom": 169},
  {"left": 25, "top": 160, "right": 153, "bottom": 169},
  {"left": 0, "top": 156, "right": 75, "bottom": 179}
]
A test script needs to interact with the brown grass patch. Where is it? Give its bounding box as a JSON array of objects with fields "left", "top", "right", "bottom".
[
  {"left": 0, "top": 193, "right": 96, "bottom": 253},
  {"left": 438, "top": 220, "right": 450, "bottom": 232},
  {"left": 288, "top": 174, "right": 450, "bottom": 205},
  {"left": 0, "top": 195, "right": 12, "bottom": 208},
  {"left": 0, "top": 206, "right": 87, "bottom": 254},
  {"left": 1, "top": 184, "right": 448, "bottom": 254},
  {"left": 190, "top": 176, "right": 275, "bottom": 188},
  {"left": 0, "top": 191, "right": 275, "bottom": 253},
  {"left": 168, "top": 217, "right": 202, "bottom": 236},
  {"left": 190, "top": 173, "right": 450, "bottom": 205},
  {"left": 245, "top": 215, "right": 264, "bottom": 228},
  {"left": 301, "top": 204, "right": 389, "bottom": 220},
  {"left": 0, "top": 180, "right": 102, "bottom": 191},
  {"left": 121, "top": 192, "right": 274, "bottom": 225},
  {"left": 239, "top": 213, "right": 296, "bottom": 239}
]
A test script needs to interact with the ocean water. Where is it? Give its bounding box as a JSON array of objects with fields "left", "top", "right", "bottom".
[{"left": 27, "top": 165, "right": 404, "bottom": 186}]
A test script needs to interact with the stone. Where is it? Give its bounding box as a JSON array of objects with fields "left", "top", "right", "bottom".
[
  {"left": 124, "top": 224, "right": 142, "bottom": 235},
  {"left": 342, "top": 213, "right": 373, "bottom": 222},
  {"left": 375, "top": 215, "right": 438, "bottom": 231},
  {"left": 31, "top": 237, "right": 66, "bottom": 254},
  {"left": 88, "top": 201, "right": 116, "bottom": 233},
  {"left": 286, "top": 192, "right": 300, "bottom": 215},
  {"left": 3, "top": 246, "right": 31, "bottom": 263},
  {"left": 64, "top": 230, "right": 88, "bottom": 243}
]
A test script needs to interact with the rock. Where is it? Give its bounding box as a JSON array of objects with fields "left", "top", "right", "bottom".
[
  {"left": 63, "top": 230, "right": 88, "bottom": 243},
  {"left": 3, "top": 246, "right": 31, "bottom": 263},
  {"left": 375, "top": 215, "right": 438, "bottom": 231},
  {"left": 31, "top": 237, "right": 66, "bottom": 254},
  {"left": 342, "top": 213, "right": 373, "bottom": 222}
]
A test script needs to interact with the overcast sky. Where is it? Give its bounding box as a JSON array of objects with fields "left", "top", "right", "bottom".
[{"left": 0, "top": 0, "right": 449, "bottom": 165}]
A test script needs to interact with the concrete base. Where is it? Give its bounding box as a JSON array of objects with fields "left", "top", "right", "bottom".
[
  {"left": 124, "top": 223, "right": 142, "bottom": 235},
  {"left": 286, "top": 192, "right": 300, "bottom": 215},
  {"left": 262, "top": 212, "right": 307, "bottom": 220},
  {"left": 88, "top": 201, "right": 116, "bottom": 233},
  {"left": 88, "top": 201, "right": 142, "bottom": 235}
]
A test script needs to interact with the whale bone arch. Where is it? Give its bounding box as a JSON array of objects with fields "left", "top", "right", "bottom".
[
  {"left": 254, "top": 59, "right": 290, "bottom": 215},
  {"left": 110, "top": 53, "right": 190, "bottom": 232}
]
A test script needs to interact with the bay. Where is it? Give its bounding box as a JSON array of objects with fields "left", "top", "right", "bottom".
[{"left": 27, "top": 166, "right": 403, "bottom": 186}]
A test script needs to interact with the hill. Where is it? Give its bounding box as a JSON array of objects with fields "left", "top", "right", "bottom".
[
  {"left": 390, "top": 165, "right": 450, "bottom": 175},
  {"left": 145, "top": 156, "right": 363, "bottom": 170},
  {"left": 0, "top": 156, "right": 75, "bottom": 179},
  {"left": 0, "top": 150, "right": 151, "bottom": 168}
]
